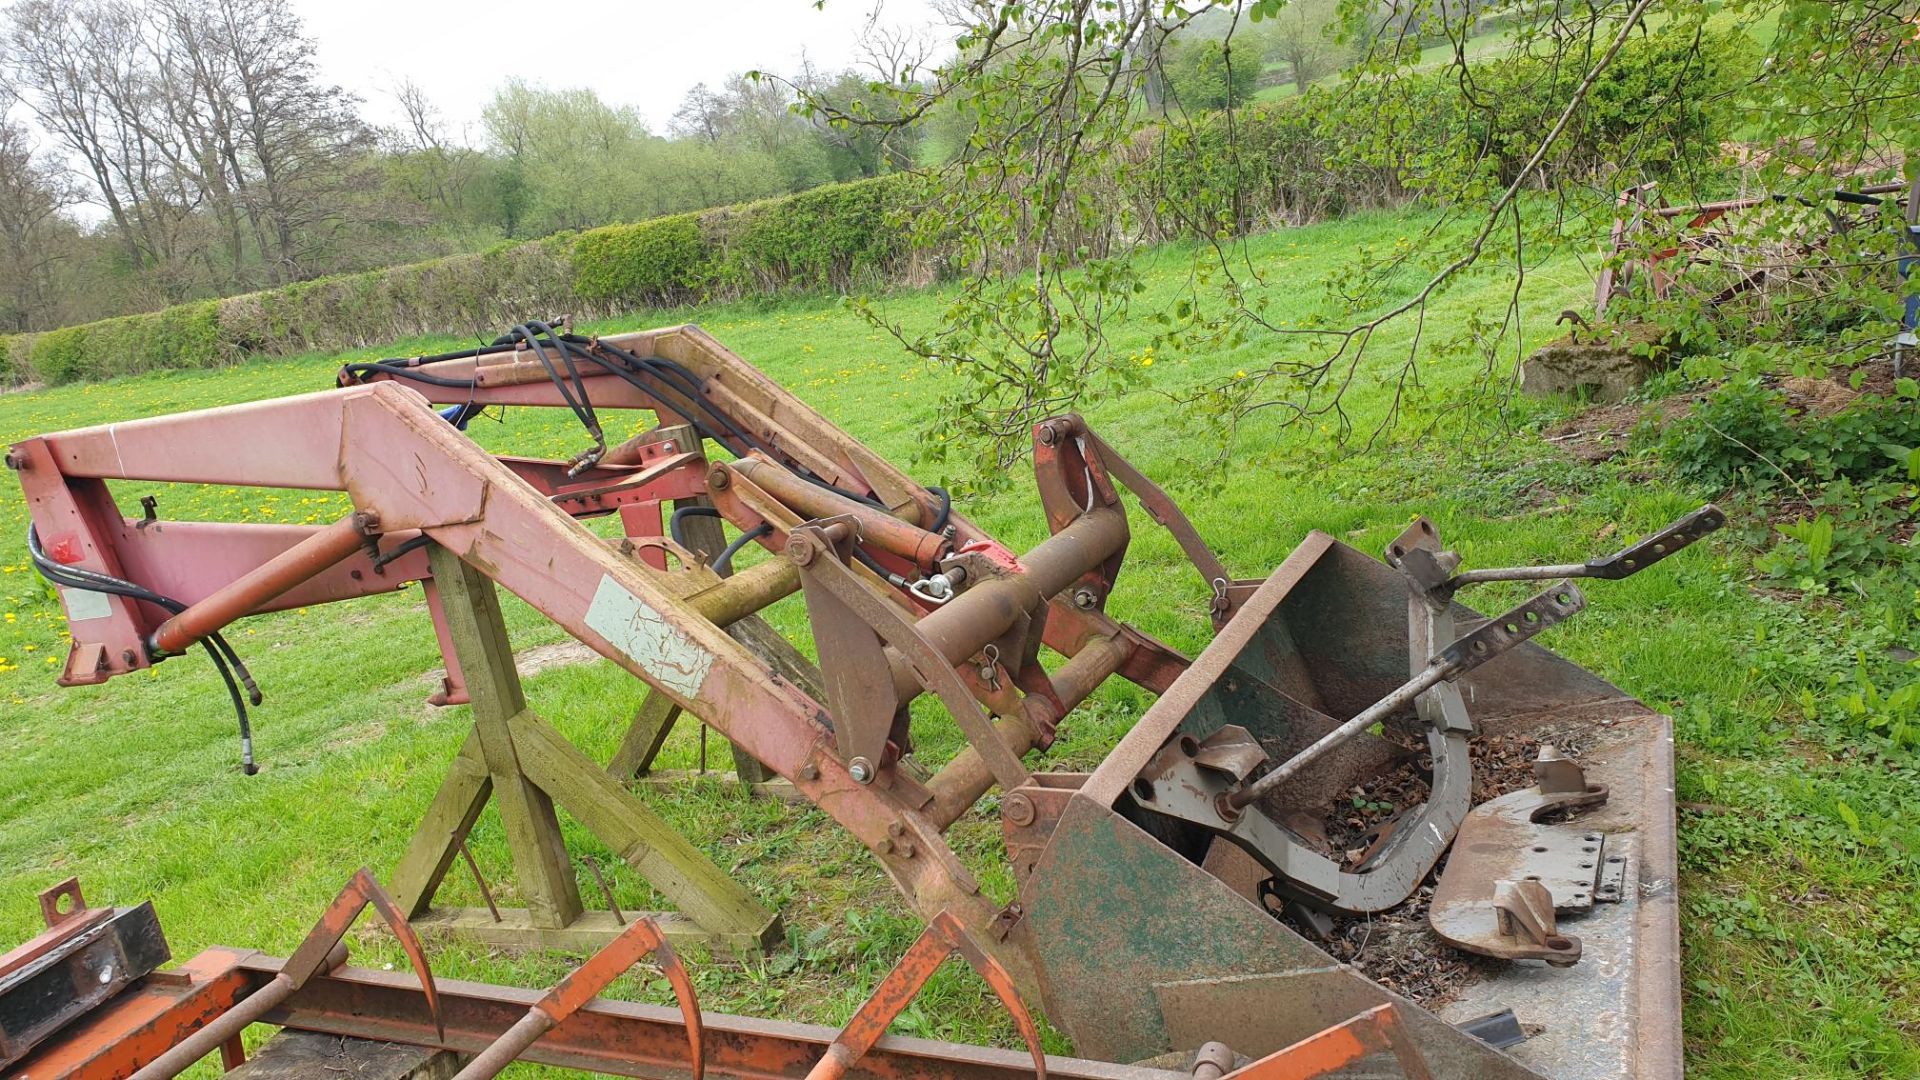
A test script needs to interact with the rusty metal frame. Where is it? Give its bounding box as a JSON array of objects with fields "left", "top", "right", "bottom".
[
  {"left": 127, "top": 867, "right": 440, "bottom": 1080},
  {"left": 9, "top": 322, "right": 1709, "bottom": 1078},
  {"left": 20, "top": 943, "right": 1449, "bottom": 1080},
  {"left": 7, "top": 328, "right": 1193, "bottom": 995}
]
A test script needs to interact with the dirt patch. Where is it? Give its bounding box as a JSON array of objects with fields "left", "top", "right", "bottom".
[
  {"left": 1543, "top": 395, "right": 1692, "bottom": 464},
  {"left": 415, "top": 639, "right": 601, "bottom": 706},
  {"left": 515, "top": 640, "right": 600, "bottom": 676}
]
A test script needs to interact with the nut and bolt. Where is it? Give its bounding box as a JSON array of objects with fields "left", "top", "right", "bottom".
[
  {"left": 786, "top": 538, "right": 816, "bottom": 567},
  {"left": 1003, "top": 792, "right": 1036, "bottom": 828},
  {"left": 847, "top": 756, "right": 875, "bottom": 784},
  {"left": 1071, "top": 586, "right": 1101, "bottom": 610},
  {"left": 707, "top": 466, "right": 731, "bottom": 491}
]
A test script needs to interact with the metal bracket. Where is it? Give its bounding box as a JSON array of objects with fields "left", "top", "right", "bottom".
[
  {"left": 1489, "top": 879, "right": 1580, "bottom": 967},
  {"left": 1133, "top": 725, "right": 1473, "bottom": 913},
  {"left": 790, "top": 519, "right": 1030, "bottom": 792},
  {"left": 2, "top": 883, "right": 171, "bottom": 1068},
  {"left": 1429, "top": 751, "right": 1613, "bottom": 967}
]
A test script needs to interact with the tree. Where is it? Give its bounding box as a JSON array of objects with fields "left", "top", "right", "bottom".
[
  {"left": 1, "top": 0, "right": 372, "bottom": 295},
  {"left": 789, "top": 0, "right": 1821, "bottom": 468},
  {"left": 1162, "top": 36, "right": 1259, "bottom": 111},
  {"left": 483, "top": 81, "right": 660, "bottom": 234},
  {"left": 1262, "top": 0, "right": 1341, "bottom": 95},
  {"left": 1, "top": 0, "right": 195, "bottom": 296},
  {"left": 670, "top": 83, "right": 730, "bottom": 144},
  {"left": 0, "top": 121, "right": 80, "bottom": 330},
  {"left": 193, "top": 0, "right": 371, "bottom": 283}
]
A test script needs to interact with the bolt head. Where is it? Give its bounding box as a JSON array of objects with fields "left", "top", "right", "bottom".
[
  {"left": 848, "top": 756, "right": 875, "bottom": 784},
  {"left": 1072, "top": 586, "right": 1100, "bottom": 610},
  {"left": 707, "top": 466, "right": 731, "bottom": 491},
  {"left": 1004, "top": 792, "right": 1036, "bottom": 827}
]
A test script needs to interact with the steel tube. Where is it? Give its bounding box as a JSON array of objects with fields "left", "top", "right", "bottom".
[
  {"left": 148, "top": 514, "right": 369, "bottom": 654},
  {"left": 1647, "top": 180, "right": 1905, "bottom": 218},
  {"left": 899, "top": 507, "right": 1128, "bottom": 695},
  {"left": 1229, "top": 661, "right": 1460, "bottom": 810},
  {"left": 1447, "top": 563, "right": 1587, "bottom": 585},
  {"left": 128, "top": 972, "right": 296, "bottom": 1080},
  {"left": 132, "top": 936, "right": 345, "bottom": 1080},
  {"left": 732, "top": 456, "right": 948, "bottom": 570},
  {"left": 926, "top": 633, "right": 1131, "bottom": 826},
  {"left": 684, "top": 557, "right": 800, "bottom": 627},
  {"left": 452, "top": 1008, "right": 557, "bottom": 1080}
]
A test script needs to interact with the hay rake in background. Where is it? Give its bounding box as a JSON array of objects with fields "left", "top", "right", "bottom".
[{"left": 8, "top": 323, "right": 1719, "bottom": 1077}]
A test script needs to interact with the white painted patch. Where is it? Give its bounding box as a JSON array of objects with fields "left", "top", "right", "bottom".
[
  {"left": 62, "top": 587, "right": 112, "bottom": 622},
  {"left": 584, "top": 574, "right": 713, "bottom": 699}
]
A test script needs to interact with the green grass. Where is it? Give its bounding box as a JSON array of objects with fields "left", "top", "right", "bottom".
[
  {"left": 1251, "top": 5, "right": 1778, "bottom": 104},
  {"left": 1, "top": 205, "right": 1916, "bottom": 1077}
]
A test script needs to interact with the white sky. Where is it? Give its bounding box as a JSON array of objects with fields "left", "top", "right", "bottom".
[{"left": 292, "top": 0, "right": 949, "bottom": 137}]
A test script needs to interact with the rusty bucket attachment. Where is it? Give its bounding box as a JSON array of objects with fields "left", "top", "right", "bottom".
[{"left": 1008, "top": 509, "right": 1718, "bottom": 1079}]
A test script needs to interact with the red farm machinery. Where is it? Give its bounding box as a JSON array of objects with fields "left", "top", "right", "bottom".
[{"left": 3, "top": 322, "right": 1717, "bottom": 1079}]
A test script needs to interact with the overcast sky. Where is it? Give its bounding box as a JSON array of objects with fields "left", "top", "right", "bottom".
[{"left": 292, "top": 0, "right": 949, "bottom": 137}]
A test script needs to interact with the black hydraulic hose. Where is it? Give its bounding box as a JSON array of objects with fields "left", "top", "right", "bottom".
[
  {"left": 668, "top": 506, "right": 721, "bottom": 549},
  {"left": 338, "top": 360, "right": 480, "bottom": 389},
  {"left": 27, "top": 525, "right": 262, "bottom": 774},
  {"left": 371, "top": 533, "right": 432, "bottom": 570},
  {"left": 345, "top": 323, "right": 929, "bottom": 572},
  {"left": 712, "top": 523, "right": 772, "bottom": 577},
  {"left": 513, "top": 322, "right": 603, "bottom": 461},
  {"left": 592, "top": 339, "right": 767, "bottom": 456}
]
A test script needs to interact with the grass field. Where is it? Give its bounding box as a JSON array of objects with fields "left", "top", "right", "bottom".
[{"left": 1, "top": 206, "right": 1916, "bottom": 1078}]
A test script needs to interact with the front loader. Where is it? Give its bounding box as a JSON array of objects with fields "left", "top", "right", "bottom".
[{"left": 6, "top": 322, "right": 1712, "bottom": 1078}]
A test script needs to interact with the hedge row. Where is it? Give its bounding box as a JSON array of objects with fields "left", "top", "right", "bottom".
[
  {"left": 0, "top": 31, "right": 1744, "bottom": 387},
  {"left": 0, "top": 175, "right": 918, "bottom": 386}
]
